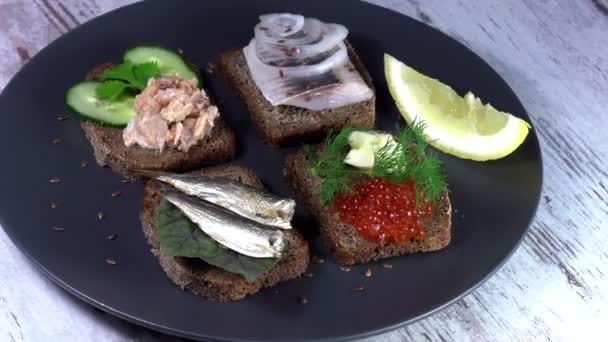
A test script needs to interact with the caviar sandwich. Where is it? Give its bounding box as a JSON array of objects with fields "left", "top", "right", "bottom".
[{"left": 285, "top": 122, "right": 452, "bottom": 265}]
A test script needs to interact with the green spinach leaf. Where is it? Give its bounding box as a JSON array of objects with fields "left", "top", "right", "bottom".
[{"left": 155, "top": 199, "right": 279, "bottom": 282}]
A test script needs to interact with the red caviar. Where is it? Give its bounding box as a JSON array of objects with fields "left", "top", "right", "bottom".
[{"left": 333, "top": 178, "right": 433, "bottom": 245}]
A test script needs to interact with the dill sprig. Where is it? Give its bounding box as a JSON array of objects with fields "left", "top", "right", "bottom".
[
  {"left": 306, "top": 121, "right": 447, "bottom": 205},
  {"left": 306, "top": 127, "right": 358, "bottom": 204}
]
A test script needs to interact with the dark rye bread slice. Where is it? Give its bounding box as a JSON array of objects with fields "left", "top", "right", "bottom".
[
  {"left": 215, "top": 41, "right": 375, "bottom": 146},
  {"left": 81, "top": 63, "right": 236, "bottom": 177},
  {"left": 284, "top": 150, "right": 452, "bottom": 266},
  {"left": 141, "top": 165, "right": 310, "bottom": 302}
]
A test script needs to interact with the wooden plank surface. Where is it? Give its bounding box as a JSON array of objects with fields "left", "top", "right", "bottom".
[{"left": 1, "top": 0, "right": 607, "bottom": 341}]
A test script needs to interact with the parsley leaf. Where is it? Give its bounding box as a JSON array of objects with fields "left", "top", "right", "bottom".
[
  {"left": 95, "top": 80, "right": 130, "bottom": 100},
  {"left": 95, "top": 61, "right": 161, "bottom": 100},
  {"left": 101, "top": 61, "right": 139, "bottom": 87},
  {"left": 133, "top": 62, "right": 160, "bottom": 87}
]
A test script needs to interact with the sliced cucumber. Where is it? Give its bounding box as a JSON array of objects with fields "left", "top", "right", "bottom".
[
  {"left": 124, "top": 46, "right": 199, "bottom": 82},
  {"left": 66, "top": 82, "right": 135, "bottom": 127}
]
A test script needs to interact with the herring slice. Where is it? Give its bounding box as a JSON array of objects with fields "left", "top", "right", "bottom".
[{"left": 243, "top": 13, "right": 374, "bottom": 111}]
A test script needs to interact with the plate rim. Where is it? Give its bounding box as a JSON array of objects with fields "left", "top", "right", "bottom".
[{"left": 0, "top": 0, "right": 544, "bottom": 341}]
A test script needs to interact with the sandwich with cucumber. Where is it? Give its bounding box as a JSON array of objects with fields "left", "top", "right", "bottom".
[{"left": 66, "top": 46, "right": 235, "bottom": 176}]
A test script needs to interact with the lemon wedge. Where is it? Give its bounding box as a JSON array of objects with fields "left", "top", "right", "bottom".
[{"left": 384, "top": 54, "right": 530, "bottom": 161}]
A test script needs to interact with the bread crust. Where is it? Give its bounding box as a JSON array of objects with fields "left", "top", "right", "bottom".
[{"left": 81, "top": 120, "right": 236, "bottom": 177}]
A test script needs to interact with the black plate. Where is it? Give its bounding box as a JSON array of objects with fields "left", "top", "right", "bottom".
[{"left": 0, "top": 1, "right": 542, "bottom": 341}]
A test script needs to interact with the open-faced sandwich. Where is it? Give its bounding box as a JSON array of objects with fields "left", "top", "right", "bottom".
[
  {"left": 140, "top": 166, "right": 309, "bottom": 301},
  {"left": 217, "top": 13, "right": 375, "bottom": 146},
  {"left": 66, "top": 46, "right": 236, "bottom": 176},
  {"left": 285, "top": 122, "right": 452, "bottom": 266}
]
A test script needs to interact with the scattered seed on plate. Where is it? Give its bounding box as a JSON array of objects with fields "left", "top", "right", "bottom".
[
  {"left": 312, "top": 255, "right": 325, "bottom": 264},
  {"left": 49, "top": 177, "right": 61, "bottom": 184},
  {"left": 106, "top": 234, "right": 118, "bottom": 241},
  {"left": 339, "top": 266, "right": 351, "bottom": 272},
  {"left": 364, "top": 268, "right": 372, "bottom": 277},
  {"left": 56, "top": 116, "right": 69, "bottom": 121},
  {"left": 111, "top": 190, "right": 121, "bottom": 198},
  {"left": 51, "top": 138, "right": 62, "bottom": 144},
  {"left": 206, "top": 62, "right": 216, "bottom": 74},
  {"left": 97, "top": 211, "right": 105, "bottom": 221},
  {"left": 80, "top": 160, "right": 88, "bottom": 168},
  {"left": 297, "top": 296, "right": 308, "bottom": 304},
  {"left": 105, "top": 258, "right": 117, "bottom": 265},
  {"left": 51, "top": 201, "right": 60, "bottom": 209},
  {"left": 353, "top": 285, "right": 365, "bottom": 291},
  {"left": 381, "top": 263, "right": 393, "bottom": 269},
  {"left": 52, "top": 226, "right": 64, "bottom": 232},
  {"left": 303, "top": 272, "right": 314, "bottom": 278}
]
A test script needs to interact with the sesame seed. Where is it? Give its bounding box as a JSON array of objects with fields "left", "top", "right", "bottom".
[
  {"left": 206, "top": 62, "right": 216, "bottom": 74},
  {"left": 312, "top": 255, "right": 325, "bottom": 264}
]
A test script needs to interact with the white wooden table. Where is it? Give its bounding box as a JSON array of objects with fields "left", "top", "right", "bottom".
[{"left": 1, "top": 1, "right": 607, "bottom": 341}]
